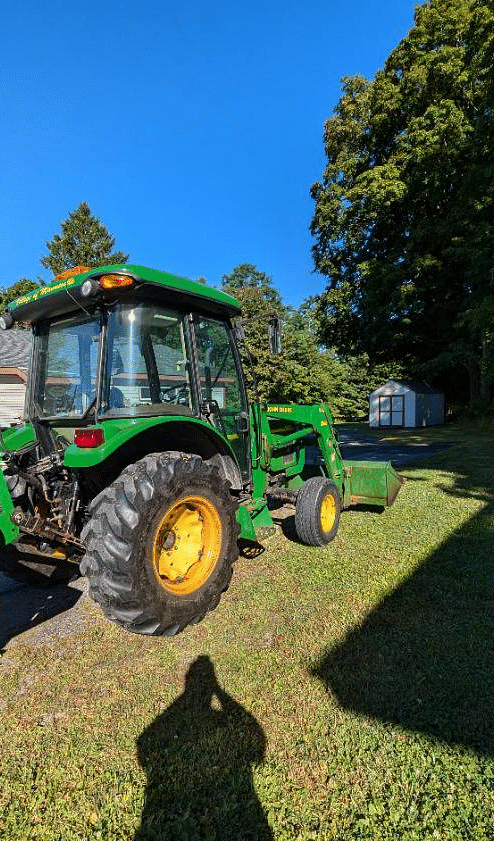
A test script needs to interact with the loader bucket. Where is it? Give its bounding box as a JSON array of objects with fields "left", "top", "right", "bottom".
[{"left": 343, "top": 460, "right": 405, "bottom": 509}]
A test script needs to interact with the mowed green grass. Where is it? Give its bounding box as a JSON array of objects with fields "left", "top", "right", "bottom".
[{"left": 1, "top": 426, "right": 494, "bottom": 840}]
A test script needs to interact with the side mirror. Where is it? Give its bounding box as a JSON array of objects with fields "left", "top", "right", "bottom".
[
  {"left": 268, "top": 316, "right": 282, "bottom": 354},
  {"left": 233, "top": 320, "right": 246, "bottom": 344}
]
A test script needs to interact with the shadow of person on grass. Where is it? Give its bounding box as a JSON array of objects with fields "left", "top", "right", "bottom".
[{"left": 135, "top": 655, "right": 273, "bottom": 841}]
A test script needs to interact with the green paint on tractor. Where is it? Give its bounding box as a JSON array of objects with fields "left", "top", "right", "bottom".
[{"left": 0, "top": 264, "right": 403, "bottom": 636}]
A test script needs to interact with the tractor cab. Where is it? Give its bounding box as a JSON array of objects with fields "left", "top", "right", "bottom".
[{"left": 10, "top": 266, "right": 252, "bottom": 484}]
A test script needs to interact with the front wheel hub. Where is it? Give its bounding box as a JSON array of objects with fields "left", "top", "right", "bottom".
[{"left": 320, "top": 493, "right": 337, "bottom": 532}]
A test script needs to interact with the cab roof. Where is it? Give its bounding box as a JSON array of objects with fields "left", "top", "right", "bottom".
[{"left": 9, "top": 264, "right": 241, "bottom": 324}]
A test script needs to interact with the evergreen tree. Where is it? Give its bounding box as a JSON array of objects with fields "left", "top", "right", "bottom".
[{"left": 40, "top": 202, "right": 128, "bottom": 275}]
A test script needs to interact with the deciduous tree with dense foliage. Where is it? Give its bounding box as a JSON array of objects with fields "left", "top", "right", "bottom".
[
  {"left": 222, "top": 263, "right": 294, "bottom": 402},
  {"left": 0, "top": 279, "right": 40, "bottom": 315},
  {"left": 221, "top": 263, "right": 388, "bottom": 417},
  {"left": 40, "top": 202, "right": 129, "bottom": 276},
  {"left": 311, "top": 0, "right": 494, "bottom": 406}
]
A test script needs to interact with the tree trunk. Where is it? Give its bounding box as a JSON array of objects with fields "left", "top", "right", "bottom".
[
  {"left": 479, "top": 336, "right": 492, "bottom": 405},
  {"left": 464, "top": 357, "right": 480, "bottom": 406}
]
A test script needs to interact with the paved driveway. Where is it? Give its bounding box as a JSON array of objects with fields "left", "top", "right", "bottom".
[
  {"left": 0, "top": 551, "right": 88, "bottom": 651},
  {"left": 337, "top": 425, "right": 452, "bottom": 468}
]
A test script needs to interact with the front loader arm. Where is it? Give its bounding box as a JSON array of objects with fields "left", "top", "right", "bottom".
[
  {"left": 264, "top": 402, "right": 345, "bottom": 495},
  {"left": 262, "top": 403, "right": 404, "bottom": 509}
]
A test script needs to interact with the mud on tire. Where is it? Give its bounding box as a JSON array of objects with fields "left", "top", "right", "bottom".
[{"left": 80, "top": 452, "right": 239, "bottom": 636}]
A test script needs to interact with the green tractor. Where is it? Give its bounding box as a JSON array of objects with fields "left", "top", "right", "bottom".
[{"left": 0, "top": 265, "right": 403, "bottom": 636}]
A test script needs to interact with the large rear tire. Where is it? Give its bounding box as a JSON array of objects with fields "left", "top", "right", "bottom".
[
  {"left": 294, "top": 477, "right": 341, "bottom": 547},
  {"left": 80, "top": 452, "right": 239, "bottom": 636}
]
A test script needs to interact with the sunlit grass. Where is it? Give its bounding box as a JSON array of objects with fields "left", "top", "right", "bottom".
[{"left": 1, "top": 426, "right": 493, "bottom": 839}]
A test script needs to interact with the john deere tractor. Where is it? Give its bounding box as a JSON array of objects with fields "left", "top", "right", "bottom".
[{"left": 0, "top": 265, "right": 403, "bottom": 636}]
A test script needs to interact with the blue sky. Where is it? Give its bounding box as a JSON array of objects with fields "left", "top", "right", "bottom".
[{"left": 1, "top": 0, "right": 416, "bottom": 308}]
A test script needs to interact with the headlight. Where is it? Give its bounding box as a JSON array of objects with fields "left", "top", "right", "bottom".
[{"left": 0, "top": 312, "right": 14, "bottom": 330}]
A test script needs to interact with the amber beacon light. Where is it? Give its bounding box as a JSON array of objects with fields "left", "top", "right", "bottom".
[{"left": 99, "top": 274, "right": 134, "bottom": 290}]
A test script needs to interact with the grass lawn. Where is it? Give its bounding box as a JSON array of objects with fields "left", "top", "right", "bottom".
[{"left": 1, "top": 425, "right": 494, "bottom": 840}]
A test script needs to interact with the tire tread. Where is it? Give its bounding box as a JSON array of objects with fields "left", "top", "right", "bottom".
[{"left": 80, "top": 452, "right": 239, "bottom": 636}]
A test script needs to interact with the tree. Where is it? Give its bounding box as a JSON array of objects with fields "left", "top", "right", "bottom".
[
  {"left": 222, "top": 264, "right": 350, "bottom": 410},
  {"left": 223, "top": 263, "right": 285, "bottom": 345},
  {"left": 311, "top": 0, "right": 494, "bottom": 405},
  {"left": 40, "top": 202, "right": 129, "bottom": 276},
  {"left": 222, "top": 264, "right": 289, "bottom": 401},
  {"left": 0, "top": 278, "right": 40, "bottom": 315},
  {"left": 293, "top": 297, "right": 405, "bottom": 419},
  {"left": 221, "top": 263, "right": 403, "bottom": 417}
]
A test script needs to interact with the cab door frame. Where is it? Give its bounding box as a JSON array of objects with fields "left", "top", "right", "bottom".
[{"left": 189, "top": 313, "right": 252, "bottom": 484}]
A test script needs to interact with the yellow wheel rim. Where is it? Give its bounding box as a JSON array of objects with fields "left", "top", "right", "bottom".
[
  {"left": 152, "top": 495, "right": 222, "bottom": 596},
  {"left": 320, "top": 493, "right": 336, "bottom": 533}
]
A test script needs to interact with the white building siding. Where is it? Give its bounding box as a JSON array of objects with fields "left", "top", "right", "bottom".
[{"left": 0, "top": 383, "right": 26, "bottom": 428}]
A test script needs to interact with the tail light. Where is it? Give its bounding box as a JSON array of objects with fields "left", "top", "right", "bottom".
[{"left": 74, "top": 428, "right": 105, "bottom": 448}]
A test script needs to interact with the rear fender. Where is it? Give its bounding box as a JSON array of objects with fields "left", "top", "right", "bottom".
[{"left": 64, "top": 417, "right": 244, "bottom": 495}]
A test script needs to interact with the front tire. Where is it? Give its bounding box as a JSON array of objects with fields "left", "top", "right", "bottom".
[
  {"left": 294, "top": 477, "right": 341, "bottom": 546},
  {"left": 80, "top": 452, "right": 239, "bottom": 635}
]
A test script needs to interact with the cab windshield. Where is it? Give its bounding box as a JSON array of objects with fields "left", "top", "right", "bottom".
[
  {"left": 101, "top": 304, "right": 192, "bottom": 416},
  {"left": 32, "top": 304, "right": 193, "bottom": 420}
]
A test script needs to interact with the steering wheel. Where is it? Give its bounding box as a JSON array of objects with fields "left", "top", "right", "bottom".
[{"left": 159, "top": 382, "right": 189, "bottom": 402}]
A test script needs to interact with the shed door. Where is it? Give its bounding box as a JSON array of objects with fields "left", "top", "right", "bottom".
[{"left": 379, "top": 395, "right": 404, "bottom": 427}]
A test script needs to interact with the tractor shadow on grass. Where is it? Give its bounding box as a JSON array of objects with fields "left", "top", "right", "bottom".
[
  {"left": 134, "top": 655, "right": 273, "bottom": 840},
  {"left": 238, "top": 538, "right": 266, "bottom": 559},
  {"left": 311, "top": 468, "right": 494, "bottom": 756},
  {"left": 0, "top": 547, "right": 82, "bottom": 651}
]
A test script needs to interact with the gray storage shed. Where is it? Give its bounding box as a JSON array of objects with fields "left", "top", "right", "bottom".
[{"left": 369, "top": 380, "right": 444, "bottom": 428}]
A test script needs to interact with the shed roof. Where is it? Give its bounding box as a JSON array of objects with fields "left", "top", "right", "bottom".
[
  {"left": 395, "top": 380, "right": 443, "bottom": 395},
  {"left": 0, "top": 328, "right": 32, "bottom": 372},
  {"left": 370, "top": 379, "right": 443, "bottom": 397}
]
